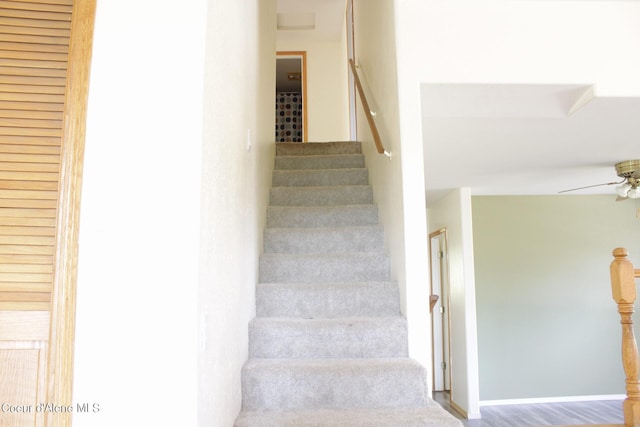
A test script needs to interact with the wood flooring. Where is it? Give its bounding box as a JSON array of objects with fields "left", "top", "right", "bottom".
[{"left": 433, "top": 392, "right": 624, "bottom": 427}]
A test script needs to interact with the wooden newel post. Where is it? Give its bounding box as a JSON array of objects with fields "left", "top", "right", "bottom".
[{"left": 611, "top": 247, "right": 640, "bottom": 427}]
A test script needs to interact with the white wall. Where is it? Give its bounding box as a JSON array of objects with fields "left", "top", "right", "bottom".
[
  {"left": 198, "top": 0, "right": 276, "bottom": 425},
  {"left": 396, "top": 1, "right": 640, "bottom": 96},
  {"left": 73, "top": 1, "right": 276, "bottom": 426},
  {"left": 73, "top": 0, "right": 207, "bottom": 425},
  {"left": 276, "top": 39, "right": 350, "bottom": 142},
  {"left": 428, "top": 189, "right": 481, "bottom": 419},
  {"left": 353, "top": 0, "right": 432, "bottom": 371}
]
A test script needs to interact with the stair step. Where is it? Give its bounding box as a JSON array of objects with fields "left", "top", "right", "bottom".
[
  {"left": 267, "top": 205, "right": 378, "bottom": 228},
  {"left": 256, "top": 282, "right": 400, "bottom": 318},
  {"left": 249, "top": 317, "right": 408, "bottom": 359},
  {"left": 275, "top": 141, "right": 362, "bottom": 156},
  {"left": 264, "top": 226, "right": 384, "bottom": 254},
  {"left": 241, "top": 358, "right": 429, "bottom": 411},
  {"left": 235, "top": 405, "right": 464, "bottom": 427},
  {"left": 275, "top": 154, "right": 364, "bottom": 170},
  {"left": 236, "top": 143, "right": 464, "bottom": 427},
  {"left": 272, "top": 168, "right": 369, "bottom": 187},
  {"left": 259, "top": 253, "right": 390, "bottom": 283},
  {"left": 270, "top": 185, "right": 373, "bottom": 206}
]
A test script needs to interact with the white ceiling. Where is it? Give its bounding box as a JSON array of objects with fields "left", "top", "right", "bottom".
[
  {"left": 276, "top": 1, "right": 640, "bottom": 206},
  {"left": 421, "top": 85, "right": 640, "bottom": 205}
]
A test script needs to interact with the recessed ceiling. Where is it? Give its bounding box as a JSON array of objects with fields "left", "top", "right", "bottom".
[
  {"left": 421, "top": 83, "right": 640, "bottom": 205},
  {"left": 277, "top": 12, "right": 316, "bottom": 31},
  {"left": 276, "top": 0, "right": 346, "bottom": 42}
]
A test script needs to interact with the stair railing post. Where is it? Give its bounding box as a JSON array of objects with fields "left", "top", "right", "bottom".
[{"left": 611, "top": 247, "right": 640, "bottom": 427}]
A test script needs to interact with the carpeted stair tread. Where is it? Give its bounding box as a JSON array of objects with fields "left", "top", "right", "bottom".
[
  {"left": 235, "top": 141, "right": 462, "bottom": 426},
  {"left": 276, "top": 141, "right": 362, "bottom": 156},
  {"left": 275, "top": 154, "right": 365, "bottom": 170},
  {"left": 259, "top": 252, "right": 390, "bottom": 283},
  {"left": 256, "top": 282, "right": 401, "bottom": 318},
  {"left": 264, "top": 226, "right": 385, "bottom": 254},
  {"left": 249, "top": 317, "right": 408, "bottom": 359},
  {"left": 270, "top": 185, "right": 373, "bottom": 206},
  {"left": 241, "top": 358, "right": 430, "bottom": 411},
  {"left": 234, "top": 405, "right": 463, "bottom": 427},
  {"left": 272, "top": 168, "right": 369, "bottom": 187},
  {"left": 266, "top": 205, "right": 379, "bottom": 228}
]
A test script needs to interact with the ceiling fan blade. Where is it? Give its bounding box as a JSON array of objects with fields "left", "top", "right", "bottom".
[
  {"left": 558, "top": 180, "right": 623, "bottom": 194},
  {"left": 616, "top": 195, "right": 629, "bottom": 202}
]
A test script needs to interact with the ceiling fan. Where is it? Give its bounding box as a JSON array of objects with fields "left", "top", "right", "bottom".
[{"left": 559, "top": 160, "right": 640, "bottom": 200}]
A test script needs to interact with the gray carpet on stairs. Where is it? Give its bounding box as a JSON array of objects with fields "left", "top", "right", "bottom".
[
  {"left": 234, "top": 141, "right": 463, "bottom": 427},
  {"left": 256, "top": 282, "right": 401, "bottom": 318},
  {"left": 235, "top": 406, "right": 461, "bottom": 427}
]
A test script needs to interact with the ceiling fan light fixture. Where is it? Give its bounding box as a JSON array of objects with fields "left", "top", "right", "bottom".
[
  {"left": 627, "top": 187, "right": 640, "bottom": 199},
  {"left": 616, "top": 183, "right": 632, "bottom": 197}
]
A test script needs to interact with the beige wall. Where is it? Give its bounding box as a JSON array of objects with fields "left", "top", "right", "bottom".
[
  {"left": 473, "top": 195, "right": 640, "bottom": 402},
  {"left": 276, "top": 39, "right": 350, "bottom": 142}
]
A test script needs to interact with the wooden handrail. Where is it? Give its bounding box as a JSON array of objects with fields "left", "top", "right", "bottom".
[
  {"left": 610, "top": 247, "right": 640, "bottom": 427},
  {"left": 349, "top": 59, "right": 387, "bottom": 156}
]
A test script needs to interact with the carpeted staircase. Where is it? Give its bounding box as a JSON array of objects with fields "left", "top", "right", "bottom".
[{"left": 234, "top": 141, "right": 463, "bottom": 427}]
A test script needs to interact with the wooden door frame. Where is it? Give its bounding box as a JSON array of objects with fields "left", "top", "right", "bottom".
[
  {"left": 46, "top": 1, "right": 96, "bottom": 425},
  {"left": 276, "top": 51, "right": 308, "bottom": 142}
]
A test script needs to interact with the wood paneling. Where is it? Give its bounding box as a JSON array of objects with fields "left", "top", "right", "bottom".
[
  {"left": 0, "top": 310, "right": 49, "bottom": 340},
  {"left": 0, "top": 311, "right": 48, "bottom": 426},
  {"left": 0, "top": 348, "right": 42, "bottom": 426},
  {"left": 0, "top": 1, "right": 71, "bottom": 310}
]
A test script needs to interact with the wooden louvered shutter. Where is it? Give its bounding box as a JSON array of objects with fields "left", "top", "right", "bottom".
[
  {"left": 0, "top": 0, "right": 72, "bottom": 311},
  {"left": 0, "top": 2, "right": 93, "bottom": 426}
]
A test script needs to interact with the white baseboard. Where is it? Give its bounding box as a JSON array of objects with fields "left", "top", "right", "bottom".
[
  {"left": 467, "top": 411, "right": 482, "bottom": 420},
  {"left": 479, "top": 394, "right": 626, "bottom": 407},
  {"left": 449, "top": 399, "right": 482, "bottom": 419}
]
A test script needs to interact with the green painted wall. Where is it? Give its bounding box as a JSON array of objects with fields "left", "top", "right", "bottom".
[{"left": 473, "top": 195, "right": 640, "bottom": 401}]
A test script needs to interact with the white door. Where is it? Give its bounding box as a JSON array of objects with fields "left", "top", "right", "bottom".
[{"left": 430, "top": 229, "right": 451, "bottom": 392}]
